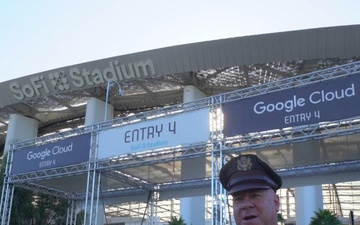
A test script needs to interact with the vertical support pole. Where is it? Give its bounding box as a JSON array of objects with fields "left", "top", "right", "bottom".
[
  {"left": 95, "top": 172, "right": 102, "bottom": 225},
  {"left": 147, "top": 190, "right": 158, "bottom": 225},
  {"left": 0, "top": 184, "right": 14, "bottom": 225},
  {"left": 211, "top": 95, "right": 228, "bottom": 225},
  {"left": 84, "top": 166, "right": 100, "bottom": 225},
  {"left": 0, "top": 146, "right": 15, "bottom": 225},
  {"left": 83, "top": 128, "right": 100, "bottom": 225},
  {"left": 66, "top": 199, "right": 77, "bottom": 225}
]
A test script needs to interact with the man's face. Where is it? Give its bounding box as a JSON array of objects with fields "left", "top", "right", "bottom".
[{"left": 232, "top": 188, "right": 280, "bottom": 225}]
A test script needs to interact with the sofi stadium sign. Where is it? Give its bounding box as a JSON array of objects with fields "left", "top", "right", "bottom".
[{"left": 9, "top": 59, "right": 156, "bottom": 101}]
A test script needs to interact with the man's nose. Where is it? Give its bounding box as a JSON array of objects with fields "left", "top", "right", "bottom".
[{"left": 240, "top": 197, "right": 254, "bottom": 209}]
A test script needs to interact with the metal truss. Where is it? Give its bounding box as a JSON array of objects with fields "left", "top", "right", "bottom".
[
  {"left": 0, "top": 183, "right": 13, "bottom": 225},
  {"left": 9, "top": 94, "right": 212, "bottom": 160},
  {"left": 10, "top": 162, "right": 89, "bottom": 183},
  {"left": 8, "top": 61, "right": 360, "bottom": 154},
  {"left": 83, "top": 169, "right": 100, "bottom": 225},
  {"left": 11, "top": 126, "right": 95, "bottom": 150},
  {"left": 80, "top": 187, "right": 148, "bottom": 200},
  {"left": 211, "top": 151, "right": 227, "bottom": 225},
  {"left": 2, "top": 61, "right": 360, "bottom": 224},
  {"left": 102, "top": 170, "right": 154, "bottom": 192},
  {"left": 210, "top": 96, "right": 228, "bottom": 225},
  {"left": 279, "top": 159, "right": 360, "bottom": 178},
  {"left": 83, "top": 130, "right": 100, "bottom": 225},
  {"left": 97, "top": 142, "right": 212, "bottom": 171},
  {"left": 0, "top": 150, "right": 14, "bottom": 225},
  {"left": 158, "top": 178, "right": 211, "bottom": 191},
  {"left": 66, "top": 199, "right": 77, "bottom": 225},
  {"left": 219, "top": 60, "right": 360, "bottom": 103},
  {"left": 13, "top": 182, "right": 69, "bottom": 199},
  {"left": 147, "top": 190, "right": 159, "bottom": 225},
  {"left": 99, "top": 97, "right": 212, "bottom": 130},
  {"left": 223, "top": 116, "right": 360, "bottom": 153},
  {"left": 74, "top": 178, "right": 212, "bottom": 201}
]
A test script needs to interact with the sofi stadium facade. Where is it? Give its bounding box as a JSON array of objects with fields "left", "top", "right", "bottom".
[{"left": 1, "top": 25, "right": 360, "bottom": 225}]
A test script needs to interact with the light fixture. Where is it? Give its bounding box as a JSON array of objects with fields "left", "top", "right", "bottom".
[{"left": 104, "top": 79, "right": 123, "bottom": 121}]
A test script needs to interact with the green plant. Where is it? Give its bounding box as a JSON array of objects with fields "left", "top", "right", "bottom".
[
  {"left": 309, "top": 209, "right": 342, "bottom": 225},
  {"left": 0, "top": 153, "right": 69, "bottom": 225},
  {"left": 277, "top": 213, "right": 285, "bottom": 224},
  {"left": 168, "top": 216, "right": 187, "bottom": 225}
]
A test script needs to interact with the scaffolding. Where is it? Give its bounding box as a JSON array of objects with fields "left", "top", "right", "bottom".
[{"left": 1, "top": 61, "right": 360, "bottom": 224}]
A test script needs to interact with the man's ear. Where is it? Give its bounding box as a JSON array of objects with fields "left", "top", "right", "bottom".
[{"left": 275, "top": 194, "right": 280, "bottom": 212}]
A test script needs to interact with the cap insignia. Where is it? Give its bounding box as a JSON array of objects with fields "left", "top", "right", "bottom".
[{"left": 236, "top": 156, "right": 252, "bottom": 171}]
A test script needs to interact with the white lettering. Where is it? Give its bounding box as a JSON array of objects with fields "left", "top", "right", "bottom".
[
  {"left": 309, "top": 83, "right": 355, "bottom": 104},
  {"left": 69, "top": 60, "right": 155, "bottom": 88},
  {"left": 22, "top": 84, "right": 35, "bottom": 98},
  {"left": 9, "top": 76, "right": 50, "bottom": 100},
  {"left": 39, "top": 160, "right": 52, "bottom": 168},
  {"left": 103, "top": 62, "right": 118, "bottom": 81},
  {"left": 69, "top": 68, "right": 84, "bottom": 87},
  {"left": 52, "top": 143, "right": 73, "bottom": 155},
  {"left": 114, "top": 61, "right": 124, "bottom": 81},
  {"left": 133, "top": 60, "right": 156, "bottom": 77},
  {"left": 10, "top": 82, "right": 24, "bottom": 100},
  {"left": 253, "top": 95, "right": 305, "bottom": 114},
  {"left": 26, "top": 143, "right": 73, "bottom": 161},
  {"left": 284, "top": 112, "right": 311, "bottom": 124},
  {"left": 27, "top": 149, "right": 51, "bottom": 160},
  {"left": 121, "top": 64, "right": 136, "bottom": 79},
  {"left": 92, "top": 69, "right": 104, "bottom": 85},
  {"left": 30, "top": 76, "right": 44, "bottom": 96},
  {"left": 11, "top": 60, "right": 156, "bottom": 100}
]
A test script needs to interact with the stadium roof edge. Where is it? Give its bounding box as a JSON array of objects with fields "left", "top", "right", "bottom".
[{"left": 1, "top": 24, "right": 360, "bottom": 108}]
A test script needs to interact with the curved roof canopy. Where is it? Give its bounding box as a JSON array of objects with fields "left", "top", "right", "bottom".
[{"left": 1, "top": 24, "right": 360, "bottom": 151}]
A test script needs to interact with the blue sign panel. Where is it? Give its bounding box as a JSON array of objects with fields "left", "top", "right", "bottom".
[
  {"left": 223, "top": 75, "right": 360, "bottom": 136},
  {"left": 11, "top": 133, "right": 91, "bottom": 175}
]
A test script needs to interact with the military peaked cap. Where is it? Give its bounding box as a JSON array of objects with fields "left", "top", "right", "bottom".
[{"left": 219, "top": 154, "right": 282, "bottom": 194}]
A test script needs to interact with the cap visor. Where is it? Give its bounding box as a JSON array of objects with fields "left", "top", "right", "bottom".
[{"left": 228, "top": 183, "right": 271, "bottom": 195}]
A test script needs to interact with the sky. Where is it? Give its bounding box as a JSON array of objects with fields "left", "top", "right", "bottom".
[{"left": 1, "top": 0, "right": 359, "bottom": 83}]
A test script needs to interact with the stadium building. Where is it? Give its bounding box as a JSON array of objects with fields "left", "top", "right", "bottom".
[{"left": 1, "top": 24, "right": 360, "bottom": 225}]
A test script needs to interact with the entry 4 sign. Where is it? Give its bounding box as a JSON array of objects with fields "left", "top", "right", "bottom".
[
  {"left": 11, "top": 133, "right": 91, "bottom": 175},
  {"left": 223, "top": 75, "right": 360, "bottom": 136}
]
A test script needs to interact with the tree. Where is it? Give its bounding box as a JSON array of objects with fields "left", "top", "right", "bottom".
[
  {"left": 11, "top": 188, "right": 35, "bottom": 224},
  {"left": 0, "top": 153, "right": 70, "bottom": 225},
  {"left": 168, "top": 216, "right": 187, "bottom": 225},
  {"left": 309, "top": 209, "right": 342, "bottom": 225},
  {"left": 277, "top": 213, "right": 285, "bottom": 224}
]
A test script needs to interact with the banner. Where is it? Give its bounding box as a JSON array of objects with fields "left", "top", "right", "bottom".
[
  {"left": 223, "top": 75, "right": 360, "bottom": 136},
  {"left": 11, "top": 133, "right": 91, "bottom": 175},
  {"left": 98, "top": 108, "right": 210, "bottom": 159}
]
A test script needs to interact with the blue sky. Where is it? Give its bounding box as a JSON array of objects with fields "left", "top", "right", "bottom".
[{"left": 1, "top": 0, "right": 359, "bottom": 83}]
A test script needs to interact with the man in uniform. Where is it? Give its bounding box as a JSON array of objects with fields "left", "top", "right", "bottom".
[{"left": 219, "top": 154, "right": 282, "bottom": 225}]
